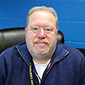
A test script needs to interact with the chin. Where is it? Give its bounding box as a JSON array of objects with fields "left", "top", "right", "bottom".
[{"left": 33, "top": 48, "right": 49, "bottom": 55}]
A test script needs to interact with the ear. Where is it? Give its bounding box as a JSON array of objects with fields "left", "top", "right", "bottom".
[
  {"left": 25, "top": 28, "right": 27, "bottom": 36},
  {"left": 25, "top": 28, "right": 26, "bottom": 33},
  {"left": 56, "top": 29, "right": 58, "bottom": 35}
]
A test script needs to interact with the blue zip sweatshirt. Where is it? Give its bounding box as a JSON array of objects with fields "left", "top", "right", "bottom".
[{"left": 0, "top": 42, "right": 85, "bottom": 85}]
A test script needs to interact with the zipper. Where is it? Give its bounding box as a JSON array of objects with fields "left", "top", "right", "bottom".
[{"left": 33, "top": 71, "right": 42, "bottom": 84}]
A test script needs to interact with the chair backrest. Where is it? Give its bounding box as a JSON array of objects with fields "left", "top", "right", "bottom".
[{"left": 0, "top": 27, "right": 64, "bottom": 53}]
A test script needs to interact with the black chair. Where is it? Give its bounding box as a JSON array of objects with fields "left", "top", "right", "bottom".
[
  {"left": 78, "top": 49, "right": 85, "bottom": 56},
  {"left": 0, "top": 27, "right": 64, "bottom": 53}
]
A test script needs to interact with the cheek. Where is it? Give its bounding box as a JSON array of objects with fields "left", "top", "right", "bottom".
[
  {"left": 26, "top": 32, "right": 36, "bottom": 44},
  {"left": 48, "top": 33, "right": 57, "bottom": 41},
  {"left": 48, "top": 34, "right": 57, "bottom": 46}
]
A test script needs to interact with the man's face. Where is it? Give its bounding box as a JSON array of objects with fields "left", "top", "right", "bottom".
[{"left": 25, "top": 10, "right": 58, "bottom": 56}]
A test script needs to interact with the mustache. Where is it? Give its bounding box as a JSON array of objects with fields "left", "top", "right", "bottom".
[{"left": 33, "top": 39, "right": 49, "bottom": 45}]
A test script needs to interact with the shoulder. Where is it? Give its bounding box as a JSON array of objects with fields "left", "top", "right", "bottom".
[
  {"left": 57, "top": 42, "right": 84, "bottom": 59},
  {"left": 56, "top": 43, "right": 85, "bottom": 71},
  {"left": 0, "top": 42, "right": 26, "bottom": 60}
]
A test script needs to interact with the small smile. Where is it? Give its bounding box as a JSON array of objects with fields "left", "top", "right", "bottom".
[{"left": 36, "top": 41, "right": 47, "bottom": 44}]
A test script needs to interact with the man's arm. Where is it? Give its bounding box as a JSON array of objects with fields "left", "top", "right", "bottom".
[{"left": 80, "top": 56, "right": 85, "bottom": 85}]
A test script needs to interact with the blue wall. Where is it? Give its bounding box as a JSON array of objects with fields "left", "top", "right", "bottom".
[{"left": 0, "top": 0, "right": 85, "bottom": 49}]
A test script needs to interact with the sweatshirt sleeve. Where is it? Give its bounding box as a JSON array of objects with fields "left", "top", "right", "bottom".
[
  {"left": 0, "top": 53, "right": 7, "bottom": 85},
  {"left": 80, "top": 56, "right": 85, "bottom": 85}
]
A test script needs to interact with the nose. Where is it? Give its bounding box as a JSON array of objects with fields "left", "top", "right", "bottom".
[{"left": 37, "top": 28, "right": 46, "bottom": 39}]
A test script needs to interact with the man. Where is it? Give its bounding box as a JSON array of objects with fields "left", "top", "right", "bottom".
[{"left": 0, "top": 6, "right": 85, "bottom": 85}]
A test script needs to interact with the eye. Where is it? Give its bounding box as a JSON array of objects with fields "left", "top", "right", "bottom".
[
  {"left": 44, "top": 27, "right": 52, "bottom": 32},
  {"left": 46, "top": 28, "right": 51, "bottom": 31},
  {"left": 30, "top": 26, "right": 39, "bottom": 32},
  {"left": 33, "top": 28, "right": 38, "bottom": 30}
]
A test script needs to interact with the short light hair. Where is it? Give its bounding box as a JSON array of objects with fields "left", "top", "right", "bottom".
[{"left": 26, "top": 6, "right": 58, "bottom": 28}]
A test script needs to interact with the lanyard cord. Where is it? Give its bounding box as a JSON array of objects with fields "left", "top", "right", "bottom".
[
  {"left": 29, "top": 58, "right": 52, "bottom": 85},
  {"left": 29, "top": 62, "right": 42, "bottom": 85},
  {"left": 29, "top": 63, "right": 34, "bottom": 85}
]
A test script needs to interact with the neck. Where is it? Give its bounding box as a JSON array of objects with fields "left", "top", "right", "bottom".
[{"left": 33, "top": 58, "right": 51, "bottom": 65}]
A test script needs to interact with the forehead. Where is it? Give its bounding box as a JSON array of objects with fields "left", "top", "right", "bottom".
[
  {"left": 28, "top": 10, "right": 56, "bottom": 26},
  {"left": 30, "top": 10, "right": 55, "bottom": 18}
]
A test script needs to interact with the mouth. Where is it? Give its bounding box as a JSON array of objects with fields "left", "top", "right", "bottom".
[{"left": 36, "top": 42, "right": 48, "bottom": 45}]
